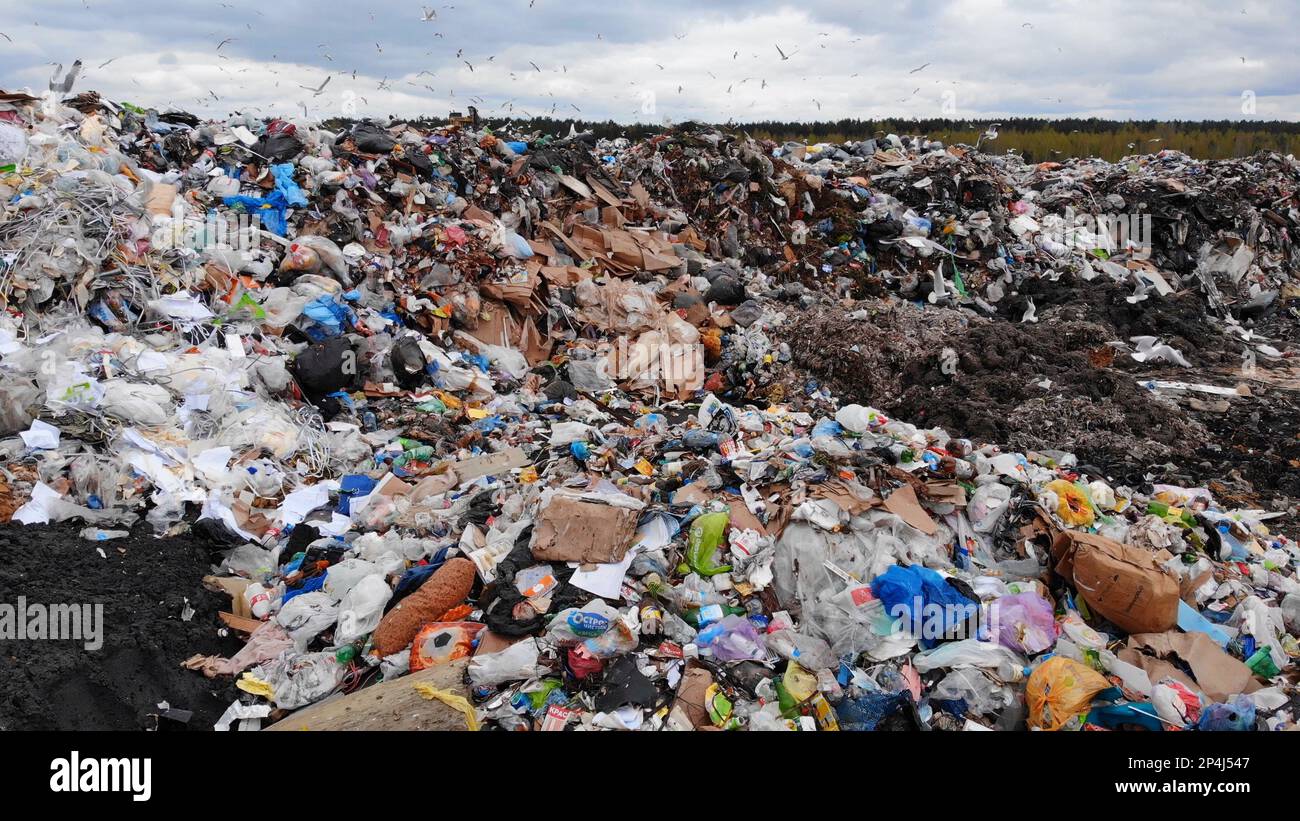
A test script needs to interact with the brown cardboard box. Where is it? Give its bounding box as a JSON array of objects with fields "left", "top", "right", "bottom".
[{"left": 1051, "top": 531, "right": 1179, "bottom": 634}]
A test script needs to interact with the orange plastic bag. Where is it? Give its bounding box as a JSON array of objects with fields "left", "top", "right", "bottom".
[{"left": 1026, "top": 656, "right": 1111, "bottom": 730}]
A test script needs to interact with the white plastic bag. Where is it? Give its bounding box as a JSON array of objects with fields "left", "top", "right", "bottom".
[{"left": 334, "top": 574, "right": 392, "bottom": 645}]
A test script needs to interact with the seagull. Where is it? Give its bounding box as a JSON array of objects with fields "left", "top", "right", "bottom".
[
  {"left": 529, "top": 61, "right": 541, "bottom": 72},
  {"left": 909, "top": 62, "right": 930, "bottom": 73},
  {"left": 673, "top": 33, "right": 686, "bottom": 40},
  {"left": 97, "top": 56, "right": 119, "bottom": 68},
  {"left": 216, "top": 37, "right": 236, "bottom": 50},
  {"left": 463, "top": 60, "right": 474, "bottom": 71},
  {"left": 420, "top": 5, "right": 436, "bottom": 20},
  {"left": 812, "top": 98, "right": 822, "bottom": 110},
  {"left": 299, "top": 76, "right": 331, "bottom": 96},
  {"left": 49, "top": 61, "right": 83, "bottom": 93},
  {"left": 774, "top": 44, "right": 795, "bottom": 60},
  {"left": 0, "top": 32, "right": 12, "bottom": 42},
  {"left": 375, "top": 42, "right": 383, "bottom": 53}
]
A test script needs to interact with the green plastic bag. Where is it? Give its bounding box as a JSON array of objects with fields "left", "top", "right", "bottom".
[{"left": 680, "top": 511, "right": 732, "bottom": 577}]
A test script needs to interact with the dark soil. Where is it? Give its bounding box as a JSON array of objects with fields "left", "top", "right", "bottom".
[
  {"left": 0, "top": 522, "right": 241, "bottom": 730},
  {"left": 781, "top": 276, "right": 1300, "bottom": 535}
]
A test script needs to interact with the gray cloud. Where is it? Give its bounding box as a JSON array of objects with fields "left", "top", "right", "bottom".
[{"left": 0, "top": 0, "right": 1295, "bottom": 122}]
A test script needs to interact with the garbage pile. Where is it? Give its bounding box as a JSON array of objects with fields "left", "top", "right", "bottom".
[
  {"left": 0, "top": 88, "right": 1297, "bottom": 732},
  {"left": 626, "top": 129, "right": 1300, "bottom": 319}
]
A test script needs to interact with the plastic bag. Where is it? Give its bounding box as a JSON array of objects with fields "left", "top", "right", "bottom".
[
  {"left": 912, "top": 639, "right": 1027, "bottom": 681},
  {"left": 871, "top": 564, "right": 976, "bottom": 643},
  {"left": 468, "top": 637, "right": 547, "bottom": 686},
  {"left": 545, "top": 602, "right": 621, "bottom": 646},
  {"left": 1151, "top": 678, "right": 1202, "bottom": 727},
  {"left": 334, "top": 574, "right": 392, "bottom": 645},
  {"left": 1044, "top": 479, "right": 1095, "bottom": 527},
  {"left": 1025, "top": 656, "right": 1111, "bottom": 730},
  {"left": 697, "top": 615, "right": 766, "bottom": 661},
  {"left": 275, "top": 590, "right": 339, "bottom": 651},
  {"left": 931, "top": 668, "right": 1013, "bottom": 716},
  {"left": 410, "top": 622, "right": 484, "bottom": 671},
  {"left": 1196, "top": 695, "right": 1256, "bottom": 731},
  {"left": 990, "top": 591, "right": 1057, "bottom": 654},
  {"left": 968, "top": 483, "right": 1012, "bottom": 533},
  {"left": 683, "top": 511, "right": 732, "bottom": 577}
]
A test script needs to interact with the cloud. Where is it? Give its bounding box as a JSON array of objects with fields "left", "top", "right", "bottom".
[{"left": 0, "top": 0, "right": 1295, "bottom": 122}]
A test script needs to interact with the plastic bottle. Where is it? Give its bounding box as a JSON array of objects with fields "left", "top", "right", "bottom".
[
  {"left": 683, "top": 604, "right": 746, "bottom": 629},
  {"left": 243, "top": 582, "right": 273, "bottom": 620},
  {"left": 80, "top": 527, "right": 129, "bottom": 541}
]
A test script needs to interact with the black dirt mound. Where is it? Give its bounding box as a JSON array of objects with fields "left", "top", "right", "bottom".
[
  {"left": 0, "top": 522, "right": 241, "bottom": 730},
  {"left": 781, "top": 277, "right": 1300, "bottom": 533}
]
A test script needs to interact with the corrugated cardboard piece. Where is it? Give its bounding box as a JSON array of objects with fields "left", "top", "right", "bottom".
[
  {"left": 1120, "top": 631, "right": 1261, "bottom": 703},
  {"left": 530, "top": 492, "right": 644, "bottom": 564},
  {"left": 1051, "top": 530, "right": 1179, "bottom": 634}
]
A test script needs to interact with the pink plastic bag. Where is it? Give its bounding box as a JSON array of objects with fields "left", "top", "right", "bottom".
[{"left": 992, "top": 592, "right": 1057, "bottom": 654}]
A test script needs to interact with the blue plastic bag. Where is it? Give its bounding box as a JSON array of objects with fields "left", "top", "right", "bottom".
[
  {"left": 871, "top": 564, "right": 977, "bottom": 647},
  {"left": 271, "top": 163, "right": 308, "bottom": 207}
]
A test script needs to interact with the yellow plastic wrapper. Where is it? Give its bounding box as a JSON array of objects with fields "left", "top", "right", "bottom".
[
  {"left": 1046, "top": 479, "right": 1095, "bottom": 527},
  {"left": 236, "top": 674, "right": 275, "bottom": 699},
  {"left": 1026, "top": 656, "right": 1111, "bottom": 730},
  {"left": 412, "top": 682, "right": 480, "bottom": 731},
  {"left": 783, "top": 661, "right": 818, "bottom": 703}
]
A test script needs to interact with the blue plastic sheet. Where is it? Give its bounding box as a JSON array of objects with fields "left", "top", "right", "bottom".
[
  {"left": 282, "top": 572, "right": 326, "bottom": 604},
  {"left": 301, "top": 295, "right": 353, "bottom": 337},
  {"left": 271, "top": 163, "right": 308, "bottom": 207},
  {"left": 222, "top": 191, "right": 288, "bottom": 236}
]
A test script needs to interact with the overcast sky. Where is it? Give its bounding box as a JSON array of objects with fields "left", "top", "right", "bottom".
[{"left": 1, "top": 0, "right": 1296, "bottom": 124}]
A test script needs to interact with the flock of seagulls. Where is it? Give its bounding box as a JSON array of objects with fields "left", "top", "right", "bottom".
[{"left": 6, "top": 4, "right": 1269, "bottom": 125}]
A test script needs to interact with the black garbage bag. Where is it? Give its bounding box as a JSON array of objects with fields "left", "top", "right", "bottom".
[
  {"left": 291, "top": 336, "right": 358, "bottom": 401},
  {"left": 348, "top": 122, "right": 396, "bottom": 153},
  {"left": 596, "top": 656, "right": 660, "bottom": 712},
  {"left": 389, "top": 337, "right": 428, "bottom": 389},
  {"left": 479, "top": 525, "right": 585, "bottom": 636},
  {"left": 252, "top": 133, "right": 303, "bottom": 163}
]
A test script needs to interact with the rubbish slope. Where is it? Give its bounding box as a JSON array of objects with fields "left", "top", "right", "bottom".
[{"left": 0, "top": 89, "right": 1296, "bottom": 732}]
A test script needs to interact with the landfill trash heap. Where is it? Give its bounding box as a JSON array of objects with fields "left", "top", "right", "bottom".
[{"left": 0, "top": 88, "right": 1298, "bottom": 732}]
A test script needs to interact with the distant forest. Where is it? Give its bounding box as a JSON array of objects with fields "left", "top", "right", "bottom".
[{"left": 378, "top": 113, "right": 1300, "bottom": 162}]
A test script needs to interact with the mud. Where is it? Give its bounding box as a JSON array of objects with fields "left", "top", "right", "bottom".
[
  {"left": 782, "top": 277, "right": 1300, "bottom": 534},
  {"left": 0, "top": 522, "right": 240, "bottom": 730}
]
